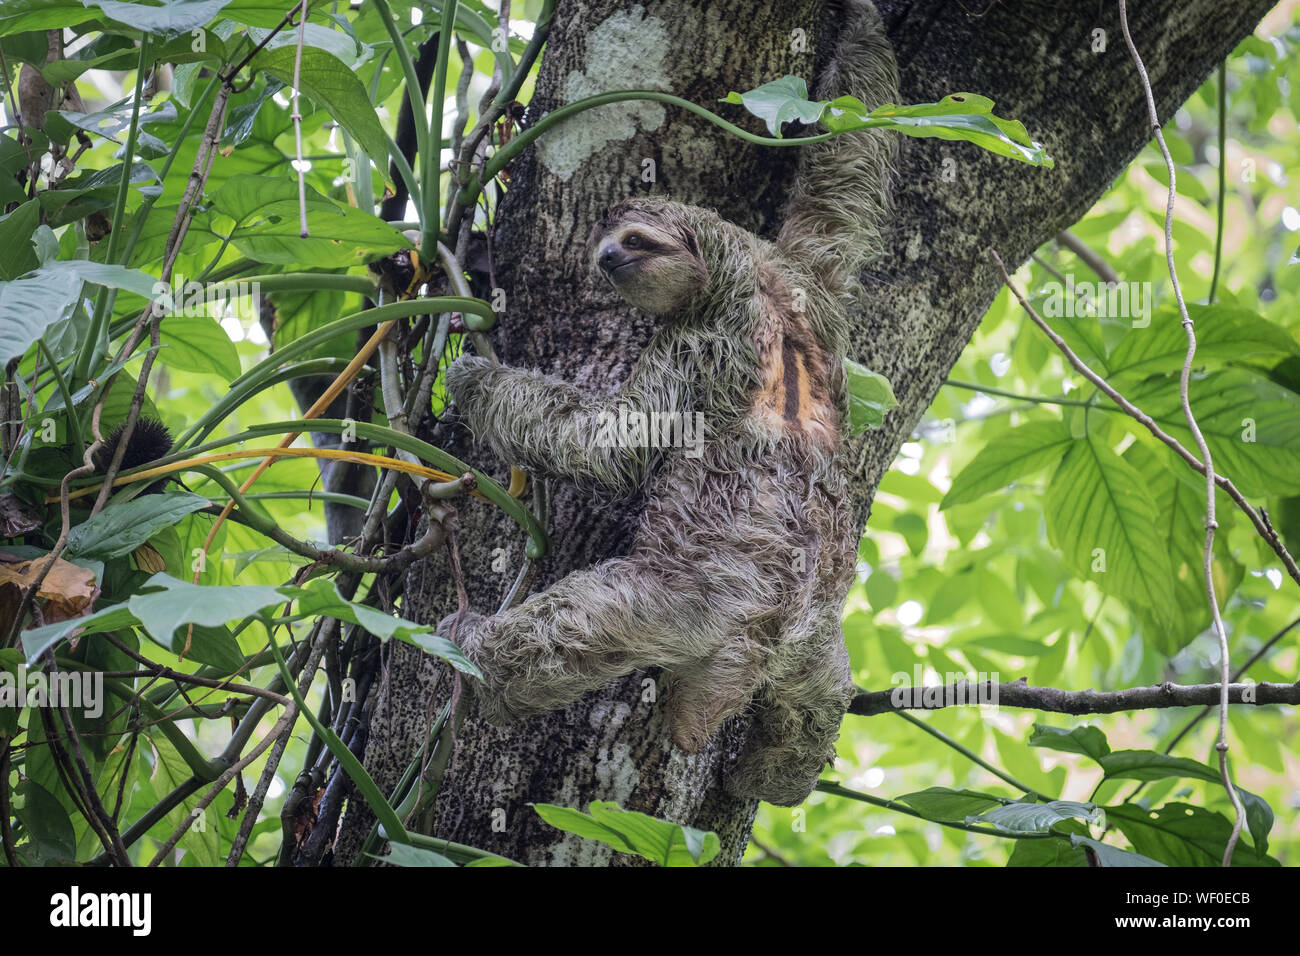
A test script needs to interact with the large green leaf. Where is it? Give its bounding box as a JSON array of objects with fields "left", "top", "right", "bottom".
[
  {"left": 0, "top": 259, "right": 159, "bottom": 363},
  {"left": 1045, "top": 435, "right": 1176, "bottom": 624},
  {"left": 65, "top": 491, "right": 211, "bottom": 561},
  {"left": 533, "top": 801, "right": 720, "bottom": 866},
  {"left": 941, "top": 420, "right": 1074, "bottom": 509},
  {"left": 21, "top": 606, "right": 138, "bottom": 664},
  {"left": 1108, "top": 304, "right": 1299, "bottom": 382},
  {"left": 13, "top": 780, "right": 78, "bottom": 864},
  {"left": 127, "top": 574, "right": 289, "bottom": 650},
  {"left": 0, "top": 199, "right": 41, "bottom": 280},
  {"left": 254, "top": 46, "right": 392, "bottom": 174},
  {"left": 159, "top": 314, "right": 242, "bottom": 381},
  {"left": 42, "top": 30, "right": 226, "bottom": 83},
  {"left": 1106, "top": 803, "right": 1276, "bottom": 867},
  {"left": 229, "top": 200, "right": 408, "bottom": 268},
  {"left": 1124, "top": 442, "right": 1242, "bottom": 654},
  {"left": 1097, "top": 750, "right": 1274, "bottom": 854},
  {"left": 1127, "top": 370, "right": 1300, "bottom": 497},
  {"left": 0, "top": 1, "right": 106, "bottom": 35},
  {"left": 292, "top": 577, "right": 482, "bottom": 677},
  {"left": 249, "top": 21, "right": 371, "bottom": 70},
  {"left": 85, "top": 0, "right": 234, "bottom": 36},
  {"left": 210, "top": 172, "right": 338, "bottom": 224}
]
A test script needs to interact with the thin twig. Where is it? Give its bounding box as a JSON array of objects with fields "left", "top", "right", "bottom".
[{"left": 1055, "top": 229, "right": 1120, "bottom": 284}]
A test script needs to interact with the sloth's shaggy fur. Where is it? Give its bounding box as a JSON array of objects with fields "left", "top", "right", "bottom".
[{"left": 442, "top": 0, "right": 897, "bottom": 806}]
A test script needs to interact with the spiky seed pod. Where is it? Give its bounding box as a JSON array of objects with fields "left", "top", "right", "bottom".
[{"left": 94, "top": 418, "right": 174, "bottom": 495}]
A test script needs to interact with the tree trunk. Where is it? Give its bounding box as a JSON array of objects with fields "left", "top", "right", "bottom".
[{"left": 329, "top": 0, "right": 1274, "bottom": 866}]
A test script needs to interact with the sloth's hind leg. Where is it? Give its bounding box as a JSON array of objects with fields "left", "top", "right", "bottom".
[
  {"left": 446, "top": 555, "right": 764, "bottom": 730},
  {"left": 724, "top": 623, "right": 854, "bottom": 807}
]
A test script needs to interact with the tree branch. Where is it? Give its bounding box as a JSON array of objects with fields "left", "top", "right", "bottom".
[{"left": 849, "top": 678, "right": 1299, "bottom": 716}]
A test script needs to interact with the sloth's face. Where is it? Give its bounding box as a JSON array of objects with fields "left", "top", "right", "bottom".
[{"left": 587, "top": 204, "right": 709, "bottom": 315}]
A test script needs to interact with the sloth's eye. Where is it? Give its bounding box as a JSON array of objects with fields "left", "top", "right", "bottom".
[{"left": 623, "top": 233, "right": 644, "bottom": 249}]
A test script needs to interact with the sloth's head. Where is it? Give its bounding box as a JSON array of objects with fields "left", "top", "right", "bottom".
[{"left": 587, "top": 199, "right": 709, "bottom": 315}]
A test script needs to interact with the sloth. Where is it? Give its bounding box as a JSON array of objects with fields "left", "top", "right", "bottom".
[{"left": 440, "top": 0, "right": 896, "bottom": 806}]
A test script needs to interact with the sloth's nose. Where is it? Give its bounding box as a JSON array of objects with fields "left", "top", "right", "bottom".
[{"left": 598, "top": 244, "right": 634, "bottom": 272}]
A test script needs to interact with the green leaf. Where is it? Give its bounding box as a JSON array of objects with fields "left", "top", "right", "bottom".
[
  {"left": 723, "top": 81, "right": 1053, "bottom": 166},
  {"left": 20, "top": 606, "right": 138, "bottom": 664},
  {"left": 1099, "top": 749, "right": 1224, "bottom": 783},
  {"left": 254, "top": 46, "right": 393, "bottom": 177},
  {"left": 65, "top": 492, "right": 211, "bottom": 561},
  {"left": 896, "top": 787, "right": 1004, "bottom": 823},
  {"left": 864, "top": 570, "right": 897, "bottom": 611},
  {"left": 844, "top": 358, "right": 896, "bottom": 435},
  {"left": 0, "top": 1, "right": 105, "bottom": 35},
  {"left": 85, "top": 0, "right": 234, "bottom": 37},
  {"left": 229, "top": 200, "right": 409, "bottom": 268},
  {"left": 1068, "top": 835, "right": 1165, "bottom": 867},
  {"left": 1124, "top": 442, "right": 1242, "bottom": 654},
  {"left": 127, "top": 573, "right": 289, "bottom": 650},
  {"left": 14, "top": 780, "right": 78, "bottom": 863},
  {"left": 1045, "top": 435, "right": 1176, "bottom": 625},
  {"left": 849, "top": 93, "right": 1054, "bottom": 166},
  {"left": 533, "top": 801, "right": 721, "bottom": 866},
  {"left": 210, "top": 172, "right": 338, "bottom": 224},
  {"left": 43, "top": 30, "right": 226, "bottom": 83},
  {"left": 249, "top": 21, "right": 370, "bottom": 70},
  {"left": 1106, "top": 803, "right": 1276, "bottom": 867},
  {"left": 378, "top": 843, "right": 457, "bottom": 867},
  {"left": 1108, "top": 304, "right": 1300, "bottom": 382},
  {"left": 183, "top": 624, "right": 247, "bottom": 674},
  {"left": 0, "top": 199, "right": 41, "bottom": 280},
  {"left": 0, "top": 30, "right": 50, "bottom": 66},
  {"left": 941, "top": 420, "right": 1074, "bottom": 509},
  {"left": 893, "top": 511, "right": 927, "bottom": 556},
  {"left": 0, "top": 259, "right": 159, "bottom": 364},
  {"left": 291, "top": 578, "right": 482, "bottom": 677},
  {"left": 159, "top": 315, "right": 242, "bottom": 381},
  {"left": 972, "top": 800, "right": 1102, "bottom": 835},
  {"left": 721, "top": 75, "right": 825, "bottom": 135},
  {"left": 1097, "top": 749, "right": 1274, "bottom": 853},
  {"left": 1127, "top": 369, "right": 1300, "bottom": 498},
  {"left": 1029, "top": 723, "right": 1111, "bottom": 761},
  {"left": 1008, "top": 838, "right": 1091, "bottom": 867}
]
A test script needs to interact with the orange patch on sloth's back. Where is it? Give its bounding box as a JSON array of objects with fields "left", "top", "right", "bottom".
[{"left": 751, "top": 267, "right": 839, "bottom": 447}]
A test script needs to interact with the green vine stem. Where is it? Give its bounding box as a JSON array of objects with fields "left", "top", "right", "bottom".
[
  {"left": 456, "top": 89, "right": 831, "bottom": 207},
  {"left": 421, "top": 0, "right": 459, "bottom": 262},
  {"left": 76, "top": 37, "right": 151, "bottom": 388},
  {"left": 171, "top": 295, "right": 494, "bottom": 448}
]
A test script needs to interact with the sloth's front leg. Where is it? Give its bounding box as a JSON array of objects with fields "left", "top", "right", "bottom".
[
  {"left": 440, "top": 555, "right": 768, "bottom": 747},
  {"left": 444, "top": 353, "right": 688, "bottom": 498}
]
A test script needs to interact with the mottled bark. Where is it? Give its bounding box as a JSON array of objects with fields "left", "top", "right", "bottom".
[{"left": 330, "top": 0, "right": 1274, "bottom": 866}]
